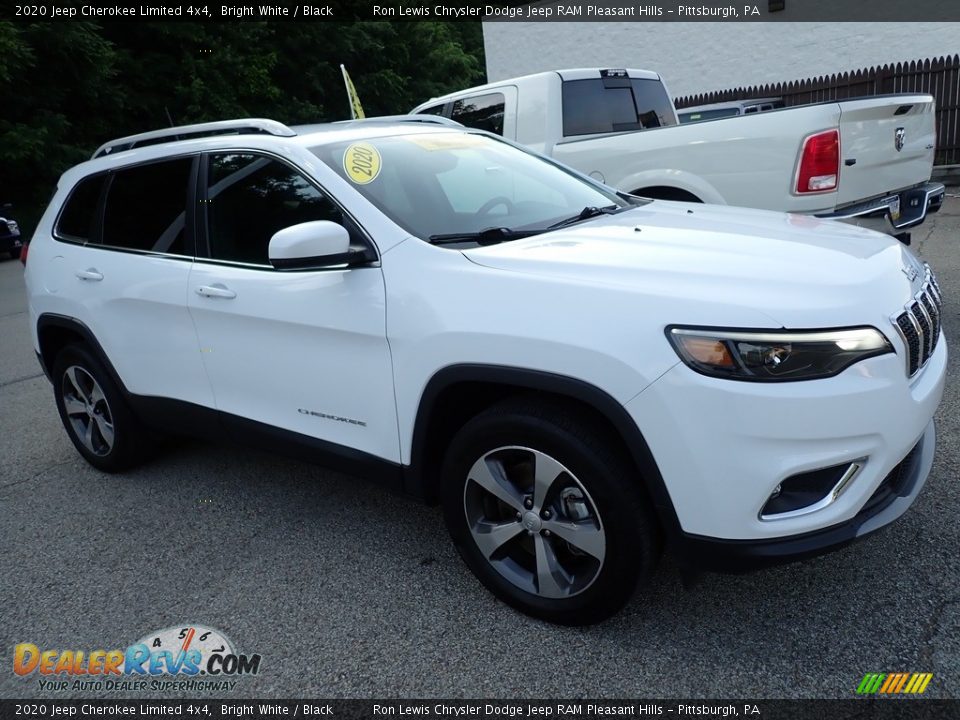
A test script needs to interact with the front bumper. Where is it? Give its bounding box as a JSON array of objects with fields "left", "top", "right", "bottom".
[
  {"left": 673, "top": 420, "right": 935, "bottom": 571},
  {"left": 814, "top": 181, "right": 945, "bottom": 238},
  {"left": 626, "top": 334, "right": 946, "bottom": 551}
]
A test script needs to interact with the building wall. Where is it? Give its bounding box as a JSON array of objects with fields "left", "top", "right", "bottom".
[{"left": 482, "top": 22, "right": 960, "bottom": 98}]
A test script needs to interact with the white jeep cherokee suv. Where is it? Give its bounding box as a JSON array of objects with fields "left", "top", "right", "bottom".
[{"left": 25, "top": 118, "right": 946, "bottom": 624}]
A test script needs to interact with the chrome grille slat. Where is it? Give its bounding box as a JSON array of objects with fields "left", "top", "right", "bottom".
[
  {"left": 891, "top": 265, "right": 943, "bottom": 378},
  {"left": 921, "top": 292, "right": 940, "bottom": 353},
  {"left": 914, "top": 300, "right": 933, "bottom": 362}
]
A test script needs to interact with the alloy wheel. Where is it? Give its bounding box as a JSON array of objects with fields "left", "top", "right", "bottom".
[
  {"left": 61, "top": 366, "right": 115, "bottom": 457},
  {"left": 463, "top": 446, "right": 606, "bottom": 598}
]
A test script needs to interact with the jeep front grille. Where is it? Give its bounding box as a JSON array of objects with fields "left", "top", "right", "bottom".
[{"left": 892, "top": 266, "right": 943, "bottom": 376}]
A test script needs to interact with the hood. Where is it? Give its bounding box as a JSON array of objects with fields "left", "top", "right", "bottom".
[{"left": 462, "top": 201, "right": 924, "bottom": 328}]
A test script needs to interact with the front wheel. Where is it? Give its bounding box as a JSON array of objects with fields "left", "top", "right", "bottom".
[{"left": 441, "top": 399, "right": 661, "bottom": 625}]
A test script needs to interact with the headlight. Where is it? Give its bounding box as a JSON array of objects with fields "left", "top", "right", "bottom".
[{"left": 667, "top": 326, "right": 893, "bottom": 381}]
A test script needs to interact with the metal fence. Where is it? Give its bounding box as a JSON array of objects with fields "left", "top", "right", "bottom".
[{"left": 674, "top": 55, "right": 960, "bottom": 166}]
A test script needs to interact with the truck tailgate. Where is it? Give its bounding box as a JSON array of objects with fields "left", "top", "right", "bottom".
[{"left": 836, "top": 95, "right": 935, "bottom": 206}]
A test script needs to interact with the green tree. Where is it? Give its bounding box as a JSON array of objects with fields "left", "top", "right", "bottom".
[
  {"left": 0, "top": 20, "right": 486, "bottom": 234},
  {"left": 0, "top": 21, "right": 118, "bottom": 230}
]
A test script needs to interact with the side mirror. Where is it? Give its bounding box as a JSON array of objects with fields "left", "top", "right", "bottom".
[{"left": 268, "top": 221, "right": 352, "bottom": 270}]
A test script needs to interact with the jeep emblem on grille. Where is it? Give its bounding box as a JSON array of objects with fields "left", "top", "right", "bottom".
[
  {"left": 901, "top": 263, "right": 919, "bottom": 282},
  {"left": 895, "top": 127, "right": 905, "bottom": 152}
]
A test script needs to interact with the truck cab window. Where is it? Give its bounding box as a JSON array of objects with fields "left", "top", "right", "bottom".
[
  {"left": 562, "top": 78, "right": 677, "bottom": 137},
  {"left": 450, "top": 93, "right": 506, "bottom": 136}
]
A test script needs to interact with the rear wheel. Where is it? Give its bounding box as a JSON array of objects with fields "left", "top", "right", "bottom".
[
  {"left": 52, "top": 344, "right": 153, "bottom": 472},
  {"left": 632, "top": 187, "right": 703, "bottom": 203},
  {"left": 441, "top": 398, "right": 661, "bottom": 625}
]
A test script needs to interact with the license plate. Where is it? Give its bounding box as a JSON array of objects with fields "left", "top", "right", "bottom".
[{"left": 890, "top": 197, "right": 901, "bottom": 222}]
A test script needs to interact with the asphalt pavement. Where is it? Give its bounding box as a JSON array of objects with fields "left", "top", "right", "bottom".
[{"left": 1, "top": 201, "right": 958, "bottom": 700}]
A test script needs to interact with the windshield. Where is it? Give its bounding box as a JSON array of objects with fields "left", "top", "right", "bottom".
[{"left": 313, "top": 132, "right": 636, "bottom": 244}]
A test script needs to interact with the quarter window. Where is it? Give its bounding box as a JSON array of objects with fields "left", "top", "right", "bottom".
[
  {"left": 205, "top": 153, "right": 344, "bottom": 266},
  {"left": 102, "top": 158, "right": 192, "bottom": 254},
  {"left": 56, "top": 174, "right": 107, "bottom": 243},
  {"left": 450, "top": 93, "right": 506, "bottom": 136}
]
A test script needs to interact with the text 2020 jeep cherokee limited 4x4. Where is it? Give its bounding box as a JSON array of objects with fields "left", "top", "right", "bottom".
[{"left": 24, "top": 118, "right": 947, "bottom": 624}]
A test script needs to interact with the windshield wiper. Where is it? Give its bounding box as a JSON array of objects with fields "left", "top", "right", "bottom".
[
  {"left": 547, "top": 204, "right": 626, "bottom": 230},
  {"left": 428, "top": 227, "right": 542, "bottom": 246}
]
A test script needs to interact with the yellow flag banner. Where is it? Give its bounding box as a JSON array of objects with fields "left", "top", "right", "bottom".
[{"left": 340, "top": 64, "right": 365, "bottom": 120}]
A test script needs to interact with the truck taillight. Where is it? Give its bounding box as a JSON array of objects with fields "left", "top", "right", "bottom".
[
  {"left": 796, "top": 129, "right": 839, "bottom": 194},
  {"left": 19, "top": 241, "right": 28, "bottom": 266}
]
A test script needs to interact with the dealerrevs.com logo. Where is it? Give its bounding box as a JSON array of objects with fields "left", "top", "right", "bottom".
[{"left": 13, "top": 624, "right": 261, "bottom": 693}]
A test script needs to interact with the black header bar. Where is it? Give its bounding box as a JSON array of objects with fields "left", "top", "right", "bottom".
[
  {"left": 1, "top": 700, "right": 960, "bottom": 720},
  {"left": 4, "top": 0, "right": 960, "bottom": 22}
]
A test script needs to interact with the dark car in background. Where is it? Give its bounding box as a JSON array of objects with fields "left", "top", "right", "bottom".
[{"left": 1, "top": 204, "right": 23, "bottom": 260}]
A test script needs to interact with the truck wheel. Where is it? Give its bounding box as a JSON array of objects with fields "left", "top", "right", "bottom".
[
  {"left": 52, "top": 344, "right": 153, "bottom": 472},
  {"left": 632, "top": 187, "right": 702, "bottom": 203},
  {"left": 441, "top": 398, "right": 661, "bottom": 625}
]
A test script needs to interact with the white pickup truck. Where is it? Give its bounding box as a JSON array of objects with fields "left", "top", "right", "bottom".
[{"left": 411, "top": 68, "right": 945, "bottom": 239}]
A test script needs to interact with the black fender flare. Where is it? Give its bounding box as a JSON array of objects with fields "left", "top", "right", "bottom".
[
  {"left": 36, "top": 314, "right": 129, "bottom": 393},
  {"left": 405, "top": 364, "right": 683, "bottom": 541}
]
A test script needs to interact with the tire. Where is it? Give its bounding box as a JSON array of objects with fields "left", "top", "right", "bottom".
[
  {"left": 632, "top": 187, "right": 703, "bottom": 203},
  {"left": 52, "top": 343, "right": 153, "bottom": 472},
  {"left": 441, "top": 397, "right": 661, "bottom": 625}
]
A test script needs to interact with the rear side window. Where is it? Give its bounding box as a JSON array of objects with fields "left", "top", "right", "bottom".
[
  {"left": 102, "top": 158, "right": 192, "bottom": 255},
  {"left": 205, "top": 153, "right": 344, "bottom": 266},
  {"left": 562, "top": 78, "right": 677, "bottom": 137},
  {"left": 56, "top": 175, "right": 107, "bottom": 242},
  {"left": 450, "top": 93, "right": 505, "bottom": 136}
]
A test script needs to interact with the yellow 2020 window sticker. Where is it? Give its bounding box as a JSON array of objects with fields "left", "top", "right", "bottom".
[{"left": 343, "top": 142, "right": 382, "bottom": 184}]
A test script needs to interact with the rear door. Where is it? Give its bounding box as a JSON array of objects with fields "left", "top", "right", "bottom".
[
  {"left": 50, "top": 156, "right": 214, "bottom": 406},
  {"left": 836, "top": 95, "right": 936, "bottom": 205}
]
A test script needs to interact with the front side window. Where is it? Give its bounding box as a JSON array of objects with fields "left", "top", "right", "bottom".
[
  {"left": 56, "top": 174, "right": 107, "bottom": 243},
  {"left": 102, "top": 158, "right": 192, "bottom": 254},
  {"left": 205, "top": 153, "right": 344, "bottom": 266},
  {"left": 314, "top": 132, "right": 634, "bottom": 244},
  {"left": 450, "top": 93, "right": 505, "bottom": 136}
]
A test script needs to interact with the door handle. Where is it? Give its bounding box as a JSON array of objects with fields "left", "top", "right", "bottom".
[
  {"left": 75, "top": 268, "right": 103, "bottom": 281},
  {"left": 195, "top": 284, "right": 237, "bottom": 299}
]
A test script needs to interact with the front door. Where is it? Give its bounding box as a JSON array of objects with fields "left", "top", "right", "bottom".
[{"left": 187, "top": 151, "right": 399, "bottom": 463}]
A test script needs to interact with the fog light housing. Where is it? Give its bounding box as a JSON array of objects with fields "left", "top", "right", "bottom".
[{"left": 760, "top": 460, "right": 865, "bottom": 520}]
